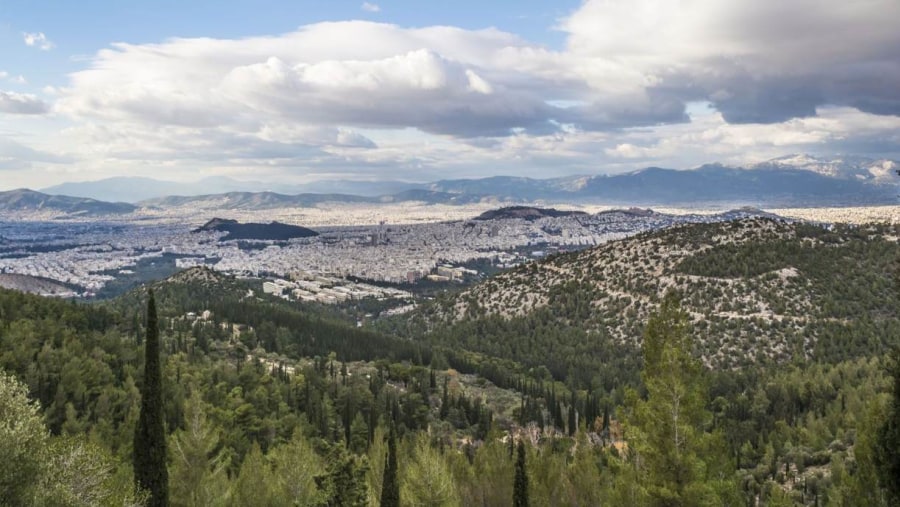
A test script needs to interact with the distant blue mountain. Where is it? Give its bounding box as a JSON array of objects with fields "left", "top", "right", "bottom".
[
  {"left": 0, "top": 188, "right": 135, "bottom": 215},
  {"left": 42, "top": 176, "right": 423, "bottom": 202},
  {"left": 32, "top": 154, "right": 900, "bottom": 209}
]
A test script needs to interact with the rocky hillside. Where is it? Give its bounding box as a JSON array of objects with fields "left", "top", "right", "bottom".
[
  {"left": 0, "top": 188, "right": 135, "bottom": 215},
  {"left": 0, "top": 273, "right": 77, "bottom": 296},
  {"left": 402, "top": 218, "right": 900, "bottom": 373}
]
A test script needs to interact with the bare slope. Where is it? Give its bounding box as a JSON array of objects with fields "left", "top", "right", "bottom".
[{"left": 0, "top": 273, "right": 76, "bottom": 296}]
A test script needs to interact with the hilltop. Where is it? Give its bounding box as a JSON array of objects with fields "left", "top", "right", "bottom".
[
  {"left": 0, "top": 188, "right": 135, "bottom": 216},
  {"left": 472, "top": 206, "right": 588, "bottom": 221},
  {"left": 0, "top": 273, "right": 77, "bottom": 297},
  {"left": 193, "top": 217, "right": 319, "bottom": 241},
  {"left": 396, "top": 218, "right": 900, "bottom": 377}
]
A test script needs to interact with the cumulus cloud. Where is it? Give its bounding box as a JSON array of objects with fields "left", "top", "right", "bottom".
[
  {"left": 22, "top": 32, "right": 54, "bottom": 50},
  {"left": 361, "top": 2, "right": 380, "bottom": 13},
  {"left": 57, "top": 23, "right": 568, "bottom": 137},
  {"left": 24, "top": 4, "right": 896, "bottom": 183},
  {"left": 0, "top": 90, "right": 49, "bottom": 114}
]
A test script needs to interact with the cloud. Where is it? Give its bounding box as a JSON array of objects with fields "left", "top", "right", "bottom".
[
  {"left": 361, "top": 2, "right": 380, "bottom": 13},
  {"left": 0, "top": 73, "right": 26, "bottom": 86},
  {"left": 561, "top": 0, "right": 900, "bottom": 123},
  {"left": 24, "top": 6, "right": 898, "bottom": 184},
  {"left": 57, "top": 23, "right": 572, "bottom": 137},
  {"left": 0, "top": 91, "right": 49, "bottom": 114},
  {"left": 22, "top": 32, "right": 54, "bottom": 50},
  {"left": 0, "top": 137, "right": 71, "bottom": 171}
]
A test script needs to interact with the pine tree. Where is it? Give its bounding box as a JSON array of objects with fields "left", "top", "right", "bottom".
[
  {"left": 169, "top": 393, "right": 230, "bottom": 507},
  {"left": 624, "top": 293, "right": 737, "bottom": 506},
  {"left": 401, "top": 434, "right": 460, "bottom": 506},
  {"left": 514, "top": 440, "right": 529, "bottom": 507},
  {"left": 134, "top": 290, "right": 169, "bottom": 506},
  {"left": 314, "top": 442, "right": 368, "bottom": 505},
  {"left": 875, "top": 347, "right": 900, "bottom": 504},
  {"left": 380, "top": 425, "right": 400, "bottom": 507}
]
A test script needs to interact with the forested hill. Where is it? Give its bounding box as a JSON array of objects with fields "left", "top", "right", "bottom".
[
  {"left": 193, "top": 218, "right": 319, "bottom": 241},
  {"left": 390, "top": 218, "right": 900, "bottom": 377},
  {"left": 472, "top": 206, "right": 588, "bottom": 221},
  {"left": 1, "top": 223, "right": 899, "bottom": 505}
]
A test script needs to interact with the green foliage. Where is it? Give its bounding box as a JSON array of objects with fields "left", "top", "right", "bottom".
[
  {"left": 365, "top": 425, "right": 387, "bottom": 507},
  {"left": 266, "top": 432, "right": 323, "bottom": 504},
  {"left": 452, "top": 437, "right": 514, "bottom": 506},
  {"left": 380, "top": 426, "right": 399, "bottom": 507},
  {"left": 38, "top": 437, "right": 144, "bottom": 507},
  {"left": 4, "top": 218, "right": 900, "bottom": 506},
  {"left": 0, "top": 370, "right": 142, "bottom": 506},
  {"left": 314, "top": 443, "right": 369, "bottom": 506},
  {"left": 0, "top": 369, "right": 48, "bottom": 503},
  {"left": 513, "top": 440, "right": 529, "bottom": 507},
  {"left": 400, "top": 434, "right": 460, "bottom": 507},
  {"left": 831, "top": 396, "right": 889, "bottom": 506},
  {"left": 134, "top": 291, "right": 169, "bottom": 506},
  {"left": 875, "top": 347, "right": 900, "bottom": 504},
  {"left": 231, "top": 444, "right": 276, "bottom": 507},
  {"left": 624, "top": 295, "right": 738, "bottom": 506},
  {"left": 169, "top": 392, "right": 231, "bottom": 507}
]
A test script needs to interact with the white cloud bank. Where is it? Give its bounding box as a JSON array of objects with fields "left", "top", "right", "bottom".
[{"left": 4, "top": 0, "right": 899, "bottom": 185}]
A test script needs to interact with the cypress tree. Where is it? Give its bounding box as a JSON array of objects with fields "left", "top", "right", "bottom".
[
  {"left": 440, "top": 378, "right": 450, "bottom": 420},
  {"left": 380, "top": 425, "right": 399, "bottom": 507},
  {"left": 134, "top": 290, "right": 169, "bottom": 506},
  {"left": 514, "top": 440, "right": 529, "bottom": 507},
  {"left": 567, "top": 402, "right": 577, "bottom": 436}
]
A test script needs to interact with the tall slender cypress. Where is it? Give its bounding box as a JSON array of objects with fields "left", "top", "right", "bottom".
[
  {"left": 134, "top": 290, "right": 169, "bottom": 506},
  {"left": 380, "top": 425, "right": 399, "bottom": 507},
  {"left": 514, "top": 440, "right": 529, "bottom": 507}
]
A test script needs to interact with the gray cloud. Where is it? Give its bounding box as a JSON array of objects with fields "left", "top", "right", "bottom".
[
  {"left": 0, "top": 137, "right": 71, "bottom": 172},
  {"left": 564, "top": 0, "right": 900, "bottom": 125},
  {"left": 0, "top": 91, "right": 49, "bottom": 115}
]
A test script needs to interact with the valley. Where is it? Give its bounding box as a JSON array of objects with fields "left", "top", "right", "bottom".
[{"left": 0, "top": 202, "right": 781, "bottom": 298}]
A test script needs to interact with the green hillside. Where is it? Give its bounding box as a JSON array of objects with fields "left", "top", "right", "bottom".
[
  {"left": 0, "top": 219, "right": 898, "bottom": 505},
  {"left": 393, "top": 218, "right": 900, "bottom": 381}
]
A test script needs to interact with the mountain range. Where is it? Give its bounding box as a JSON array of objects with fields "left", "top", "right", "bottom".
[
  {"left": 3, "top": 154, "right": 894, "bottom": 215},
  {"left": 41, "top": 176, "right": 421, "bottom": 203},
  {"left": 0, "top": 188, "right": 136, "bottom": 215}
]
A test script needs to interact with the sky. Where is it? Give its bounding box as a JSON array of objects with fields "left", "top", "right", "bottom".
[{"left": 1, "top": 0, "right": 899, "bottom": 189}]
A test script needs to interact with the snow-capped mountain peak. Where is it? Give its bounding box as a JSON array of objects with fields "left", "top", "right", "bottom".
[{"left": 753, "top": 154, "right": 898, "bottom": 183}]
